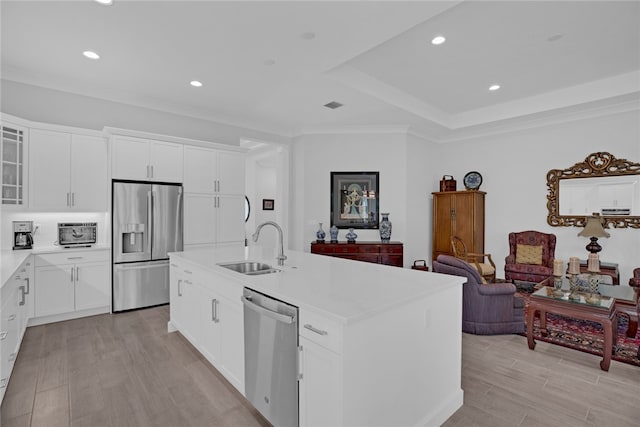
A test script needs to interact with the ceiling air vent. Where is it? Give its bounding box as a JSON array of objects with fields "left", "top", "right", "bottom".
[{"left": 324, "top": 101, "right": 343, "bottom": 110}]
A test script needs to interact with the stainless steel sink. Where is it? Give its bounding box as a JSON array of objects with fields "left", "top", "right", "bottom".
[{"left": 217, "top": 261, "right": 281, "bottom": 275}]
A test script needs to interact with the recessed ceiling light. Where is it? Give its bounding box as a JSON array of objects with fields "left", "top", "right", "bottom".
[
  {"left": 82, "top": 51, "right": 100, "bottom": 60},
  {"left": 489, "top": 84, "right": 501, "bottom": 91},
  {"left": 301, "top": 32, "right": 316, "bottom": 40},
  {"left": 324, "top": 101, "right": 343, "bottom": 110},
  {"left": 431, "top": 35, "right": 446, "bottom": 45},
  {"left": 94, "top": 0, "right": 113, "bottom": 5},
  {"left": 263, "top": 59, "right": 276, "bottom": 66},
  {"left": 190, "top": 81, "right": 203, "bottom": 87}
]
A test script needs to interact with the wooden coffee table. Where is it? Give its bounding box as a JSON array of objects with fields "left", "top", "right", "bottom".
[{"left": 527, "top": 286, "right": 617, "bottom": 371}]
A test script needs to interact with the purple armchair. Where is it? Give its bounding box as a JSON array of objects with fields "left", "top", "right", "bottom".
[
  {"left": 433, "top": 254, "right": 525, "bottom": 335},
  {"left": 504, "top": 230, "right": 557, "bottom": 283}
]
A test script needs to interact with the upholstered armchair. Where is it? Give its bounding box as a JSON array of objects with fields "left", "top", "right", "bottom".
[
  {"left": 433, "top": 254, "right": 525, "bottom": 335},
  {"left": 504, "top": 230, "right": 557, "bottom": 283},
  {"left": 629, "top": 268, "right": 640, "bottom": 288}
]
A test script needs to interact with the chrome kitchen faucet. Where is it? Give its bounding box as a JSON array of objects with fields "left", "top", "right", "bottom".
[{"left": 252, "top": 221, "right": 287, "bottom": 266}]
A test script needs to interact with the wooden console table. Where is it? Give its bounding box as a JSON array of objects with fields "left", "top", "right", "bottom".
[
  {"left": 579, "top": 260, "right": 619, "bottom": 285},
  {"left": 310, "top": 241, "right": 403, "bottom": 267}
]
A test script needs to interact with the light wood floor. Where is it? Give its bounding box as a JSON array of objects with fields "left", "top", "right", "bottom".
[{"left": 2, "top": 305, "right": 639, "bottom": 427}]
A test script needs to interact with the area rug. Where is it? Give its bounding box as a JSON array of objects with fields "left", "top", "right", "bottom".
[{"left": 518, "top": 291, "right": 640, "bottom": 367}]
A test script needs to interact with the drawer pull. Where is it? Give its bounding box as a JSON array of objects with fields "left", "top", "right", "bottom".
[
  {"left": 0, "top": 378, "right": 7, "bottom": 388},
  {"left": 67, "top": 256, "right": 83, "bottom": 260},
  {"left": 8, "top": 353, "right": 16, "bottom": 362},
  {"left": 184, "top": 270, "right": 193, "bottom": 274},
  {"left": 7, "top": 315, "right": 16, "bottom": 321},
  {"left": 19, "top": 286, "right": 26, "bottom": 306},
  {"left": 303, "top": 324, "right": 328, "bottom": 336},
  {"left": 0, "top": 331, "right": 7, "bottom": 340}
]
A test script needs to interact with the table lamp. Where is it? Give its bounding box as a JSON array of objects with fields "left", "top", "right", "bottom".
[{"left": 577, "top": 213, "right": 610, "bottom": 254}]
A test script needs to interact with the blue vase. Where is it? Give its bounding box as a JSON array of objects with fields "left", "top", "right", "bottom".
[
  {"left": 316, "top": 223, "right": 326, "bottom": 242},
  {"left": 379, "top": 213, "right": 392, "bottom": 242},
  {"left": 330, "top": 225, "right": 339, "bottom": 243},
  {"left": 346, "top": 228, "right": 357, "bottom": 243}
]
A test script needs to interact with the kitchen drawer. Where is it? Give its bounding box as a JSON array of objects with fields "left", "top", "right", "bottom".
[
  {"left": 35, "top": 250, "right": 109, "bottom": 267},
  {"left": 299, "top": 309, "right": 342, "bottom": 354}
]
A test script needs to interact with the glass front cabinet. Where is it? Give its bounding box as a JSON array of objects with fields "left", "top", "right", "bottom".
[{"left": 1, "top": 123, "right": 27, "bottom": 205}]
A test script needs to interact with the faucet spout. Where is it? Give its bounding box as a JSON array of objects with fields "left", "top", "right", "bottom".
[{"left": 253, "top": 221, "right": 287, "bottom": 266}]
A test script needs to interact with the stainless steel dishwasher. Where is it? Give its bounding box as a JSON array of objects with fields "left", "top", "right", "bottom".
[{"left": 242, "top": 287, "right": 299, "bottom": 427}]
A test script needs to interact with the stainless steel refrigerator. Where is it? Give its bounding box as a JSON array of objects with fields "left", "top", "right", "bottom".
[{"left": 112, "top": 181, "right": 183, "bottom": 312}]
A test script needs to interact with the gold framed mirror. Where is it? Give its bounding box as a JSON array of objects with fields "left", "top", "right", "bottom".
[{"left": 547, "top": 152, "right": 640, "bottom": 228}]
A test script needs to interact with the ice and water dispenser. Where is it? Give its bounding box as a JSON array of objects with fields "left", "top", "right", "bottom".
[{"left": 121, "top": 223, "right": 145, "bottom": 253}]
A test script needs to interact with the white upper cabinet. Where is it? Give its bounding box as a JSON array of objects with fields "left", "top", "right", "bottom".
[
  {"left": 1, "top": 122, "right": 27, "bottom": 207},
  {"left": 184, "top": 146, "right": 245, "bottom": 195},
  {"left": 29, "top": 129, "right": 107, "bottom": 211},
  {"left": 112, "top": 135, "right": 183, "bottom": 183}
]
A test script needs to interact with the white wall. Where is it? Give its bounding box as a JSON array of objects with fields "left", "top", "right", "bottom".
[
  {"left": 437, "top": 110, "right": 640, "bottom": 283},
  {"left": 290, "top": 132, "right": 410, "bottom": 262},
  {"left": 288, "top": 110, "right": 640, "bottom": 282}
]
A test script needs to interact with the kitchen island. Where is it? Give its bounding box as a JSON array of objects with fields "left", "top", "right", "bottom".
[{"left": 169, "top": 245, "right": 464, "bottom": 427}]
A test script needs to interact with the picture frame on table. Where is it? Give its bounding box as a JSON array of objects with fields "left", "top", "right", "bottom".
[
  {"left": 330, "top": 171, "right": 379, "bottom": 229},
  {"left": 262, "top": 199, "right": 274, "bottom": 210}
]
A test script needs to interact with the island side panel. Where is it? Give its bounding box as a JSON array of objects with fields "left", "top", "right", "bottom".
[{"left": 342, "top": 279, "right": 463, "bottom": 427}]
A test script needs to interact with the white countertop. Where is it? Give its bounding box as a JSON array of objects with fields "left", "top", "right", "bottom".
[
  {"left": 171, "top": 245, "right": 464, "bottom": 324},
  {"left": 1, "top": 245, "right": 110, "bottom": 287}
]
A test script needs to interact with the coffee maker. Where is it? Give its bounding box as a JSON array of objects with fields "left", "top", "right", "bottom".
[{"left": 13, "top": 221, "right": 34, "bottom": 250}]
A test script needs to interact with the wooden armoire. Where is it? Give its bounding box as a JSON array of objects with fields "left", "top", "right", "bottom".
[{"left": 432, "top": 190, "right": 485, "bottom": 261}]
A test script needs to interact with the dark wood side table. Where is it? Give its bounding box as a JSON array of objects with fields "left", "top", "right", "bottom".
[
  {"left": 310, "top": 241, "right": 403, "bottom": 267},
  {"left": 579, "top": 260, "right": 619, "bottom": 285}
]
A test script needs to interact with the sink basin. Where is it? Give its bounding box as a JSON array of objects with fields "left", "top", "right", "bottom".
[{"left": 217, "top": 261, "right": 280, "bottom": 275}]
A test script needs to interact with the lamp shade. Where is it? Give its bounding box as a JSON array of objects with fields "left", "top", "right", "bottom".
[{"left": 578, "top": 214, "right": 610, "bottom": 238}]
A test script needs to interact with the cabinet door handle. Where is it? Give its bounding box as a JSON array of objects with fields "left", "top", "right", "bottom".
[
  {"left": 147, "top": 165, "right": 150, "bottom": 178},
  {"left": 177, "top": 279, "right": 182, "bottom": 297},
  {"left": 303, "top": 324, "right": 328, "bottom": 336},
  {"left": 24, "top": 277, "right": 30, "bottom": 295},
  {"left": 19, "top": 286, "right": 25, "bottom": 306},
  {"left": 0, "top": 331, "right": 7, "bottom": 341},
  {"left": 8, "top": 314, "right": 16, "bottom": 321},
  {"left": 71, "top": 268, "right": 74, "bottom": 282},
  {"left": 297, "top": 345, "right": 304, "bottom": 380},
  {"left": 211, "top": 299, "right": 219, "bottom": 323},
  {"left": 8, "top": 353, "right": 16, "bottom": 362},
  {"left": 184, "top": 270, "right": 193, "bottom": 275},
  {"left": 0, "top": 378, "right": 7, "bottom": 388},
  {"left": 72, "top": 192, "right": 75, "bottom": 206},
  {"left": 67, "top": 192, "right": 70, "bottom": 207},
  {"left": 75, "top": 267, "right": 79, "bottom": 282}
]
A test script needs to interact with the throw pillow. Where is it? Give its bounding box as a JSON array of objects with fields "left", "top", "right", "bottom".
[{"left": 515, "top": 244, "right": 543, "bottom": 265}]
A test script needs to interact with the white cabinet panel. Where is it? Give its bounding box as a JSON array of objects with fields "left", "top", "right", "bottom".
[
  {"left": 74, "top": 262, "right": 109, "bottom": 311},
  {"left": 217, "top": 195, "right": 245, "bottom": 243},
  {"left": 217, "top": 151, "right": 245, "bottom": 195},
  {"left": 184, "top": 194, "right": 216, "bottom": 245},
  {"left": 29, "top": 129, "right": 107, "bottom": 211},
  {"left": 70, "top": 134, "right": 108, "bottom": 211},
  {"left": 112, "top": 136, "right": 183, "bottom": 182},
  {"left": 28, "top": 129, "right": 71, "bottom": 210},
  {"left": 183, "top": 146, "right": 217, "bottom": 193},
  {"left": 299, "top": 336, "right": 342, "bottom": 427},
  {"left": 34, "top": 265, "right": 75, "bottom": 317}
]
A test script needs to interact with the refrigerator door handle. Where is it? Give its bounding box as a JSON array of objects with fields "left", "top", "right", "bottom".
[{"left": 147, "top": 190, "right": 154, "bottom": 256}]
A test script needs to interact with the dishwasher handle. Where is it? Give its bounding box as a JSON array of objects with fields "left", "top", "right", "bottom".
[{"left": 241, "top": 296, "right": 296, "bottom": 324}]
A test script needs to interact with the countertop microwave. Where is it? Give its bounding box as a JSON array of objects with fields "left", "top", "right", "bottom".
[{"left": 58, "top": 222, "right": 97, "bottom": 248}]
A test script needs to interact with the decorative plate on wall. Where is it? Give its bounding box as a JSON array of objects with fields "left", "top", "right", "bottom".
[{"left": 463, "top": 171, "right": 483, "bottom": 190}]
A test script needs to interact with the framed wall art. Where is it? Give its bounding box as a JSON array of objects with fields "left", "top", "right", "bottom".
[
  {"left": 262, "top": 199, "right": 274, "bottom": 210},
  {"left": 330, "top": 171, "right": 379, "bottom": 229}
]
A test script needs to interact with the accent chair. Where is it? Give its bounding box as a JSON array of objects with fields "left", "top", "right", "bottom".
[
  {"left": 450, "top": 235, "right": 496, "bottom": 283},
  {"left": 504, "top": 230, "right": 557, "bottom": 284},
  {"left": 629, "top": 268, "right": 640, "bottom": 288},
  {"left": 433, "top": 254, "right": 525, "bottom": 335}
]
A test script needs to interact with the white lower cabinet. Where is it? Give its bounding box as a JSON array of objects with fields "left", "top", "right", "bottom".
[
  {"left": 169, "top": 258, "right": 244, "bottom": 392},
  {"left": 1, "top": 255, "right": 33, "bottom": 404},
  {"left": 34, "top": 250, "right": 109, "bottom": 320},
  {"left": 299, "top": 336, "right": 342, "bottom": 427}
]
